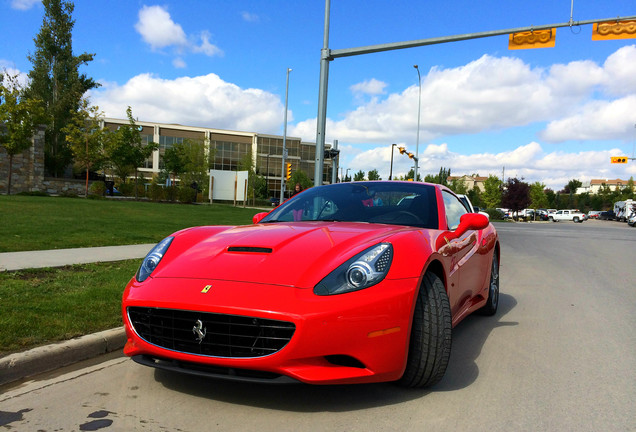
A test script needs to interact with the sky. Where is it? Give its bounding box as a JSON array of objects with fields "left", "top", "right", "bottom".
[{"left": 1, "top": 0, "right": 636, "bottom": 190}]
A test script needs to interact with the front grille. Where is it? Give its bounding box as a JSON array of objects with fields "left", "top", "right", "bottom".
[{"left": 128, "top": 307, "right": 295, "bottom": 358}]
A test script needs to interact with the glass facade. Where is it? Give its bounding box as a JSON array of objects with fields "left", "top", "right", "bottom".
[{"left": 103, "top": 119, "right": 335, "bottom": 195}]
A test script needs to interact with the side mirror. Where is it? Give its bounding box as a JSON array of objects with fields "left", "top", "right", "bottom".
[
  {"left": 252, "top": 212, "right": 269, "bottom": 224},
  {"left": 455, "top": 213, "right": 489, "bottom": 237},
  {"left": 436, "top": 213, "right": 489, "bottom": 250}
]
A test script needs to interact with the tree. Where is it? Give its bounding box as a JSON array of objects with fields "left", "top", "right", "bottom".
[
  {"left": 529, "top": 181, "right": 548, "bottom": 210},
  {"left": 0, "top": 73, "right": 43, "bottom": 195},
  {"left": 62, "top": 97, "right": 106, "bottom": 197},
  {"left": 448, "top": 177, "right": 468, "bottom": 195},
  {"left": 163, "top": 143, "right": 189, "bottom": 186},
  {"left": 354, "top": 170, "right": 365, "bottom": 181},
  {"left": 368, "top": 169, "right": 381, "bottom": 181},
  {"left": 289, "top": 169, "right": 312, "bottom": 192},
  {"left": 481, "top": 175, "right": 502, "bottom": 209},
  {"left": 25, "top": 0, "right": 99, "bottom": 177},
  {"left": 502, "top": 178, "right": 530, "bottom": 218},
  {"left": 105, "top": 107, "right": 157, "bottom": 199},
  {"left": 424, "top": 167, "right": 450, "bottom": 185}
]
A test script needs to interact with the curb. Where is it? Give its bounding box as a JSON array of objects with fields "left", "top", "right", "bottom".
[{"left": 0, "top": 327, "right": 126, "bottom": 386}]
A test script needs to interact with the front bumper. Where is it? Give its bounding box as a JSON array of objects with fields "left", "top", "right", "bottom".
[{"left": 122, "top": 276, "right": 418, "bottom": 385}]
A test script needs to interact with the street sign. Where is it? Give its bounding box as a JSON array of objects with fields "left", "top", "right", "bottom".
[
  {"left": 593, "top": 20, "right": 636, "bottom": 40},
  {"left": 509, "top": 29, "right": 556, "bottom": 50}
]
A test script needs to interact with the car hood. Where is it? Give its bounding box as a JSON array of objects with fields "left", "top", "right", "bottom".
[{"left": 152, "top": 222, "right": 413, "bottom": 288}]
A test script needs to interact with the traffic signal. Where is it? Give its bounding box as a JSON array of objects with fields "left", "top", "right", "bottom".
[
  {"left": 593, "top": 20, "right": 636, "bottom": 41},
  {"left": 508, "top": 29, "right": 556, "bottom": 50},
  {"left": 398, "top": 147, "right": 407, "bottom": 155},
  {"left": 611, "top": 156, "right": 628, "bottom": 164},
  {"left": 286, "top": 162, "right": 292, "bottom": 180}
]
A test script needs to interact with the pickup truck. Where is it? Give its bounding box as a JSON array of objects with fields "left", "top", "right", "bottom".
[{"left": 549, "top": 209, "right": 586, "bottom": 223}]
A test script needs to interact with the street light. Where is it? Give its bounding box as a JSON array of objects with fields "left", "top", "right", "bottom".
[
  {"left": 414, "top": 65, "right": 421, "bottom": 181},
  {"left": 389, "top": 143, "right": 397, "bottom": 180},
  {"left": 280, "top": 68, "right": 292, "bottom": 203}
]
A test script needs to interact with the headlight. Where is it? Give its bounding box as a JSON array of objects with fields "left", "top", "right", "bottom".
[
  {"left": 314, "top": 243, "right": 393, "bottom": 296},
  {"left": 136, "top": 237, "right": 173, "bottom": 282}
]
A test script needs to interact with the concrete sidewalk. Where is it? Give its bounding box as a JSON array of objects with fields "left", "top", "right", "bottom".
[
  {"left": 0, "top": 244, "right": 154, "bottom": 386},
  {"left": 0, "top": 243, "right": 156, "bottom": 272}
]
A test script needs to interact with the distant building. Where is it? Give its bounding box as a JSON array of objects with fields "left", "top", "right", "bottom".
[
  {"left": 102, "top": 118, "right": 335, "bottom": 197},
  {"left": 446, "top": 175, "right": 488, "bottom": 192},
  {"left": 578, "top": 179, "right": 631, "bottom": 194}
]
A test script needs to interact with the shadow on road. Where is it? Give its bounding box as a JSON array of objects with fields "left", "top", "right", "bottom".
[{"left": 154, "top": 293, "right": 517, "bottom": 412}]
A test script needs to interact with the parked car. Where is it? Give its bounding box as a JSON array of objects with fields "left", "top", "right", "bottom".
[
  {"left": 122, "top": 181, "right": 500, "bottom": 388},
  {"left": 549, "top": 209, "right": 586, "bottom": 223},
  {"left": 587, "top": 210, "right": 602, "bottom": 219},
  {"left": 599, "top": 210, "right": 616, "bottom": 220},
  {"left": 628, "top": 213, "right": 636, "bottom": 227}
]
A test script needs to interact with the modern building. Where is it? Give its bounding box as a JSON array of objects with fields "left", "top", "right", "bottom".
[{"left": 102, "top": 118, "right": 336, "bottom": 197}]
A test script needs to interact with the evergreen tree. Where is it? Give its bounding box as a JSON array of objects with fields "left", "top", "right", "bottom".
[
  {"left": 368, "top": 169, "right": 381, "bottom": 180},
  {"left": 25, "top": 0, "right": 99, "bottom": 177},
  {"left": 354, "top": 170, "right": 365, "bottom": 181}
]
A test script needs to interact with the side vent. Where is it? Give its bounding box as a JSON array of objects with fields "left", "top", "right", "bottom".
[{"left": 227, "top": 246, "right": 273, "bottom": 253}]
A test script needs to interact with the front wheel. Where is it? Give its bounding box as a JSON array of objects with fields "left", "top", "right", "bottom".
[{"left": 398, "top": 272, "right": 452, "bottom": 388}]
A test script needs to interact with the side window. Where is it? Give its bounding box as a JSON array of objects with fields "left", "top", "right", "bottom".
[{"left": 442, "top": 191, "right": 468, "bottom": 230}]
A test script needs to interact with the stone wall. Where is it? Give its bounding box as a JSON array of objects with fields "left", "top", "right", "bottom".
[
  {"left": 0, "top": 125, "right": 45, "bottom": 194},
  {"left": 0, "top": 126, "right": 98, "bottom": 195}
]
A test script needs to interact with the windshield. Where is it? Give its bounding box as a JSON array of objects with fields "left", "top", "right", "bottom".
[{"left": 261, "top": 182, "right": 439, "bottom": 229}]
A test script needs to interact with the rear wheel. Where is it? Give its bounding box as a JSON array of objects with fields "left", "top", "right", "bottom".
[
  {"left": 477, "top": 253, "right": 499, "bottom": 316},
  {"left": 573, "top": 217, "right": 579, "bottom": 223},
  {"left": 399, "top": 272, "right": 451, "bottom": 388}
]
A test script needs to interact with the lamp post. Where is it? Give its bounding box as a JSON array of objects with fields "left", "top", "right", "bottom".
[
  {"left": 345, "top": 168, "right": 351, "bottom": 182},
  {"left": 389, "top": 143, "right": 397, "bottom": 180},
  {"left": 413, "top": 65, "right": 421, "bottom": 181},
  {"left": 280, "top": 68, "right": 292, "bottom": 203}
]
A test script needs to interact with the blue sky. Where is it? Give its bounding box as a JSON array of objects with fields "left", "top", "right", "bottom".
[{"left": 1, "top": 0, "right": 636, "bottom": 189}]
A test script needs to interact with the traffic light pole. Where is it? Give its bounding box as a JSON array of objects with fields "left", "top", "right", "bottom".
[
  {"left": 281, "top": 68, "right": 291, "bottom": 203},
  {"left": 313, "top": 0, "right": 636, "bottom": 186}
]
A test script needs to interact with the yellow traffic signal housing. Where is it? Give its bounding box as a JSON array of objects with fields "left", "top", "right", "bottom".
[
  {"left": 398, "top": 147, "right": 407, "bottom": 155},
  {"left": 611, "top": 156, "right": 628, "bottom": 164},
  {"left": 593, "top": 20, "right": 636, "bottom": 41},
  {"left": 285, "top": 162, "right": 292, "bottom": 180},
  {"left": 508, "top": 29, "right": 556, "bottom": 50}
]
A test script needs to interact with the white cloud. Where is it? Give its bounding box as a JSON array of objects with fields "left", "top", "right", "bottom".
[
  {"left": 172, "top": 57, "right": 186, "bottom": 69},
  {"left": 134, "top": 6, "right": 222, "bottom": 67},
  {"left": 192, "top": 31, "right": 223, "bottom": 57},
  {"left": 350, "top": 79, "right": 387, "bottom": 96},
  {"left": 90, "top": 73, "right": 284, "bottom": 133},
  {"left": 10, "top": 0, "right": 39, "bottom": 10},
  {"left": 241, "top": 11, "right": 260, "bottom": 22},
  {"left": 290, "top": 47, "right": 636, "bottom": 146},
  {"left": 135, "top": 5, "right": 187, "bottom": 50},
  {"left": 0, "top": 60, "right": 29, "bottom": 88},
  {"left": 346, "top": 141, "right": 632, "bottom": 190},
  {"left": 540, "top": 95, "right": 636, "bottom": 142}
]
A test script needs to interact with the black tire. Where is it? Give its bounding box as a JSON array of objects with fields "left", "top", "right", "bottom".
[
  {"left": 399, "top": 272, "right": 452, "bottom": 388},
  {"left": 477, "top": 253, "right": 499, "bottom": 316},
  {"left": 573, "top": 217, "right": 579, "bottom": 223}
]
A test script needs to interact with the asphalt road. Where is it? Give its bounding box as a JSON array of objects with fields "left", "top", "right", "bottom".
[{"left": 1, "top": 220, "right": 635, "bottom": 432}]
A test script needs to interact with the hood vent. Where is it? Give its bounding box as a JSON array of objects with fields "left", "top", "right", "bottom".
[{"left": 227, "top": 246, "right": 273, "bottom": 254}]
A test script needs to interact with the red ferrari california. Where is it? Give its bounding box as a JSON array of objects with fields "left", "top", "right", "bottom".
[{"left": 122, "top": 181, "right": 500, "bottom": 388}]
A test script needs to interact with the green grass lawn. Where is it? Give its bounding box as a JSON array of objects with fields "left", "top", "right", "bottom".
[
  {"left": 0, "top": 260, "right": 139, "bottom": 355},
  {"left": 0, "top": 195, "right": 262, "bottom": 252}
]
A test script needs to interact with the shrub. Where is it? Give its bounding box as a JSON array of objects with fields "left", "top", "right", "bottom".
[
  {"left": 149, "top": 182, "right": 165, "bottom": 202},
  {"left": 89, "top": 181, "right": 106, "bottom": 196},
  {"left": 118, "top": 183, "right": 134, "bottom": 196},
  {"left": 178, "top": 186, "right": 196, "bottom": 203},
  {"left": 484, "top": 208, "right": 504, "bottom": 221},
  {"left": 165, "top": 186, "right": 178, "bottom": 202}
]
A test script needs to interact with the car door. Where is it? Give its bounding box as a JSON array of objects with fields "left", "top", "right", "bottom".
[{"left": 439, "top": 191, "right": 486, "bottom": 317}]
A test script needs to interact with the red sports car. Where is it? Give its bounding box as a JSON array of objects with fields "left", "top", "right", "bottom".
[{"left": 122, "top": 181, "right": 500, "bottom": 388}]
